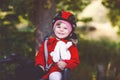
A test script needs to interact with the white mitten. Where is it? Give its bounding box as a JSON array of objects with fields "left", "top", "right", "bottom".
[
  {"left": 50, "top": 42, "right": 60, "bottom": 62},
  {"left": 59, "top": 41, "right": 72, "bottom": 60},
  {"left": 50, "top": 41, "right": 72, "bottom": 62}
]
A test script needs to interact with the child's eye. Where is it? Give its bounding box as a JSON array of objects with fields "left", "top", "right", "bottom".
[{"left": 64, "top": 27, "right": 68, "bottom": 30}]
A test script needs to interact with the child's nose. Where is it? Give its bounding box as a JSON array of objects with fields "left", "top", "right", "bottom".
[{"left": 60, "top": 28, "right": 64, "bottom": 31}]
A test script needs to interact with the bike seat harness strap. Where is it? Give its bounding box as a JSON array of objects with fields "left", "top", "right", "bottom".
[{"left": 44, "top": 37, "right": 52, "bottom": 71}]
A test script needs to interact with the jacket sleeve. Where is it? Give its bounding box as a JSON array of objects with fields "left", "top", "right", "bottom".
[
  {"left": 63, "top": 45, "right": 80, "bottom": 70},
  {"left": 35, "top": 42, "right": 45, "bottom": 68}
]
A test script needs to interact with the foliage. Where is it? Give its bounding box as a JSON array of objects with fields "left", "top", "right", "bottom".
[
  {"left": 79, "top": 17, "right": 93, "bottom": 23},
  {"left": 0, "top": 26, "right": 35, "bottom": 58},
  {"left": 56, "top": 0, "right": 91, "bottom": 17},
  {"left": 0, "top": 25, "right": 35, "bottom": 80},
  {"left": 102, "top": 0, "right": 120, "bottom": 33},
  {"left": 0, "top": 0, "right": 34, "bottom": 19},
  {"left": 74, "top": 38, "right": 120, "bottom": 80},
  {"left": 0, "top": 64, "right": 16, "bottom": 80},
  {"left": 78, "top": 38, "right": 120, "bottom": 64},
  {"left": 0, "top": 0, "right": 35, "bottom": 55}
]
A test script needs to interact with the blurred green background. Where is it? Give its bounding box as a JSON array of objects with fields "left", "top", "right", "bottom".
[{"left": 0, "top": 0, "right": 120, "bottom": 80}]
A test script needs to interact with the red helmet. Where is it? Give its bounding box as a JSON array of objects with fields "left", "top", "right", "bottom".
[{"left": 52, "top": 11, "right": 76, "bottom": 32}]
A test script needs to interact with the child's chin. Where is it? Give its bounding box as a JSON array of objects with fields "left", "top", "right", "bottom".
[{"left": 58, "top": 36, "right": 65, "bottom": 38}]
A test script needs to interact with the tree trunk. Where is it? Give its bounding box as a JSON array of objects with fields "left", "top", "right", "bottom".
[{"left": 32, "top": 0, "right": 56, "bottom": 53}]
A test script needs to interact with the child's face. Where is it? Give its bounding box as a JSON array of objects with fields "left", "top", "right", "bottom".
[{"left": 54, "top": 22, "right": 71, "bottom": 39}]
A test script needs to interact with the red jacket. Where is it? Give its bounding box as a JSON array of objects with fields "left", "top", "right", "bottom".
[{"left": 35, "top": 37, "right": 80, "bottom": 79}]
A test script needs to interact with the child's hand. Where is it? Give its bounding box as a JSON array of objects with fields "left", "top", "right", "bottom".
[{"left": 57, "top": 61, "right": 67, "bottom": 70}]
